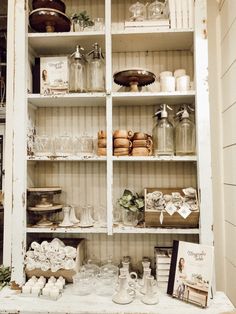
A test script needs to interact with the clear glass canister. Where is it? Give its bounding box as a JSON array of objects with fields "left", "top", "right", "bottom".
[
  {"left": 87, "top": 43, "right": 105, "bottom": 92},
  {"left": 69, "top": 45, "right": 87, "bottom": 93},
  {"left": 147, "top": 1, "right": 165, "bottom": 20},
  {"left": 153, "top": 105, "right": 174, "bottom": 156},
  {"left": 175, "top": 107, "right": 196, "bottom": 155}
]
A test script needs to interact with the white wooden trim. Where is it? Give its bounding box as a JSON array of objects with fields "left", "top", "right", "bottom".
[
  {"left": 105, "top": 0, "right": 113, "bottom": 236},
  {"left": 10, "top": 0, "right": 28, "bottom": 284},
  {"left": 194, "top": 0, "right": 214, "bottom": 246},
  {"left": 3, "top": 0, "right": 15, "bottom": 267},
  {"left": 112, "top": 156, "right": 197, "bottom": 162},
  {"left": 0, "top": 288, "right": 234, "bottom": 314},
  {"left": 113, "top": 226, "right": 200, "bottom": 234}
]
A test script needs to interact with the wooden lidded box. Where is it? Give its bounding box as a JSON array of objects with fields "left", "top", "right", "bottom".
[{"left": 144, "top": 188, "right": 199, "bottom": 228}]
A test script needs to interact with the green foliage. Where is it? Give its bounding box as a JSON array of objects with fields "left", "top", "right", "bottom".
[
  {"left": 71, "top": 11, "right": 94, "bottom": 28},
  {"left": 118, "top": 189, "right": 144, "bottom": 212},
  {"left": 0, "top": 265, "right": 11, "bottom": 290}
]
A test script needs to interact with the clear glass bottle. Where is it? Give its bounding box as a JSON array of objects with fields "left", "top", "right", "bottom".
[
  {"left": 87, "top": 43, "right": 105, "bottom": 92},
  {"left": 175, "top": 105, "right": 196, "bottom": 155},
  {"left": 69, "top": 45, "right": 87, "bottom": 93},
  {"left": 153, "top": 104, "right": 174, "bottom": 156}
]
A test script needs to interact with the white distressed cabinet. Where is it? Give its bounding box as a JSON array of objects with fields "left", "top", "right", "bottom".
[{"left": 4, "top": 0, "right": 213, "bottom": 285}]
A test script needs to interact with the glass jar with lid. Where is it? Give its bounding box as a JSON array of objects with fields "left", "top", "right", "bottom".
[
  {"left": 147, "top": 0, "right": 165, "bottom": 20},
  {"left": 129, "top": 1, "right": 146, "bottom": 21},
  {"left": 100, "top": 259, "right": 119, "bottom": 277}
]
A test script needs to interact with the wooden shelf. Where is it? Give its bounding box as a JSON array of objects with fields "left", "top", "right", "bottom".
[
  {"left": 112, "top": 156, "right": 197, "bottom": 162},
  {"left": 0, "top": 288, "right": 233, "bottom": 314},
  {"left": 27, "top": 226, "right": 107, "bottom": 234},
  {"left": 28, "top": 31, "right": 105, "bottom": 55},
  {"left": 112, "top": 91, "right": 195, "bottom": 106},
  {"left": 28, "top": 93, "right": 106, "bottom": 107},
  {"left": 27, "top": 225, "right": 199, "bottom": 235},
  {"left": 112, "top": 29, "right": 194, "bottom": 52},
  {"left": 27, "top": 156, "right": 106, "bottom": 162},
  {"left": 113, "top": 226, "right": 200, "bottom": 234}
]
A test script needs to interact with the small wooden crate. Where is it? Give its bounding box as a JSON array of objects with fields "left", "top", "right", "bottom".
[
  {"left": 25, "top": 238, "right": 86, "bottom": 283},
  {"left": 144, "top": 188, "right": 199, "bottom": 228}
]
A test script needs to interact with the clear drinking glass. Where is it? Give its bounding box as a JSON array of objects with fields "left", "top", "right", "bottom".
[
  {"left": 54, "top": 135, "right": 73, "bottom": 156},
  {"left": 93, "top": 18, "right": 104, "bottom": 31},
  {"left": 79, "top": 134, "right": 94, "bottom": 155},
  {"left": 34, "top": 135, "right": 54, "bottom": 156}
]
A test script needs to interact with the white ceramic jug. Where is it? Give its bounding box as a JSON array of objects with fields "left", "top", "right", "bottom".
[
  {"left": 112, "top": 275, "right": 135, "bottom": 305},
  {"left": 141, "top": 275, "right": 159, "bottom": 305}
]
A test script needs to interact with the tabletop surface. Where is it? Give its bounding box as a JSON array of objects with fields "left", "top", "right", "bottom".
[{"left": 0, "top": 286, "right": 234, "bottom": 314}]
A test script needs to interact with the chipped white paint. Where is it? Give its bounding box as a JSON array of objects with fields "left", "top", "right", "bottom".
[
  {"left": 0, "top": 287, "right": 234, "bottom": 314},
  {"left": 6, "top": 0, "right": 214, "bottom": 288},
  {"left": 194, "top": 0, "right": 214, "bottom": 246}
]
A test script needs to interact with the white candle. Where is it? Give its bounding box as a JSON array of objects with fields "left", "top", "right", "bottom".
[
  {"left": 48, "top": 276, "right": 56, "bottom": 283},
  {"left": 42, "top": 287, "right": 50, "bottom": 296},
  {"left": 160, "top": 71, "right": 173, "bottom": 78},
  {"left": 50, "top": 287, "right": 60, "bottom": 299},
  {"left": 31, "top": 285, "right": 41, "bottom": 296},
  {"left": 58, "top": 276, "right": 65, "bottom": 285},
  {"left": 176, "top": 75, "right": 190, "bottom": 91},
  {"left": 160, "top": 76, "right": 175, "bottom": 92},
  {"left": 22, "top": 285, "right": 31, "bottom": 294},
  {"left": 174, "top": 69, "right": 186, "bottom": 78},
  {"left": 45, "top": 282, "right": 54, "bottom": 289},
  {"left": 55, "top": 281, "right": 63, "bottom": 290}
]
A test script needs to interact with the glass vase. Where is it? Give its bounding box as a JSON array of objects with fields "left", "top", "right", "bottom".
[{"left": 122, "top": 210, "right": 139, "bottom": 226}]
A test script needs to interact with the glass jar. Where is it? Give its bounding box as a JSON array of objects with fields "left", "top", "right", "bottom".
[
  {"left": 100, "top": 260, "right": 119, "bottom": 277},
  {"left": 72, "top": 271, "right": 94, "bottom": 295},
  {"left": 95, "top": 272, "right": 117, "bottom": 296},
  {"left": 83, "top": 260, "right": 100, "bottom": 276},
  {"left": 34, "top": 135, "right": 54, "bottom": 156},
  {"left": 147, "top": 0, "right": 165, "bottom": 20},
  {"left": 129, "top": 1, "right": 146, "bottom": 21},
  {"left": 54, "top": 135, "right": 73, "bottom": 156},
  {"left": 79, "top": 134, "right": 94, "bottom": 156},
  {"left": 122, "top": 209, "right": 143, "bottom": 226}
]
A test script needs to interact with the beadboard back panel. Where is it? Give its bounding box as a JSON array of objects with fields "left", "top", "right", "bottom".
[
  {"left": 64, "top": 0, "right": 105, "bottom": 19},
  {"left": 112, "top": 105, "right": 195, "bottom": 133},
  {"left": 28, "top": 233, "right": 199, "bottom": 267},
  {"left": 34, "top": 106, "right": 106, "bottom": 138},
  {"left": 28, "top": 161, "right": 107, "bottom": 211},
  {"left": 113, "top": 161, "right": 197, "bottom": 207},
  {"left": 112, "top": 50, "right": 194, "bottom": 91}
]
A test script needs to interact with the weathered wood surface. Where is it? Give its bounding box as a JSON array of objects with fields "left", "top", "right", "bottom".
[{"left": 0, "top": 287, "right": 234, "bottom": 314}]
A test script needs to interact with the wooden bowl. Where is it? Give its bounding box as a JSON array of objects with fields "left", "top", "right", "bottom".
[
  {"left": 132, "top": 147, "right": 152, "bottom": 156},
  {"left": 32, "top": 0, "right": 66, "bottom": 13},
  {"left": 114, "top": 138, "right": 132, "bottom": 148},
  {"left": 98, "top": 139, "right": 107, "bottom": 148},
  {"left": 113, "top": 130, "right": 133, "bottom": 139},
  {"left": 97, "top": 148, "right": 107, "bottom": 156},
  {"left": 29, "top": 8, "right": 71, "bottom": 33},
  {"left": 133, "top": 139, "right": 153, "bottom": 148}
]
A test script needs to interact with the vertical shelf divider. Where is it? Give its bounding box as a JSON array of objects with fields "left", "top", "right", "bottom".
[
  {"left": 105, "top": 0, "right": 113, "bottom": 235},
  {"left": 194, "top": 0, "right": 213, "bottom": 246},
  {"left": 8, "top": 0, "right": 28, "bottom": 285}
]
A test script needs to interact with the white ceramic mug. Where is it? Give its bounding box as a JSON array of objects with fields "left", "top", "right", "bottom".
[
  {"left": 160, "top": 76, "right": 175, "bottom": 92},
  {"left": 176, "top": 75, "right": 190, "bottom": 91}
]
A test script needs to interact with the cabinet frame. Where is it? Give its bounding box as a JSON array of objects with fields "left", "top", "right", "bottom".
[{"left": 4, "top": 0, "right": 213, "bottom": 285}]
